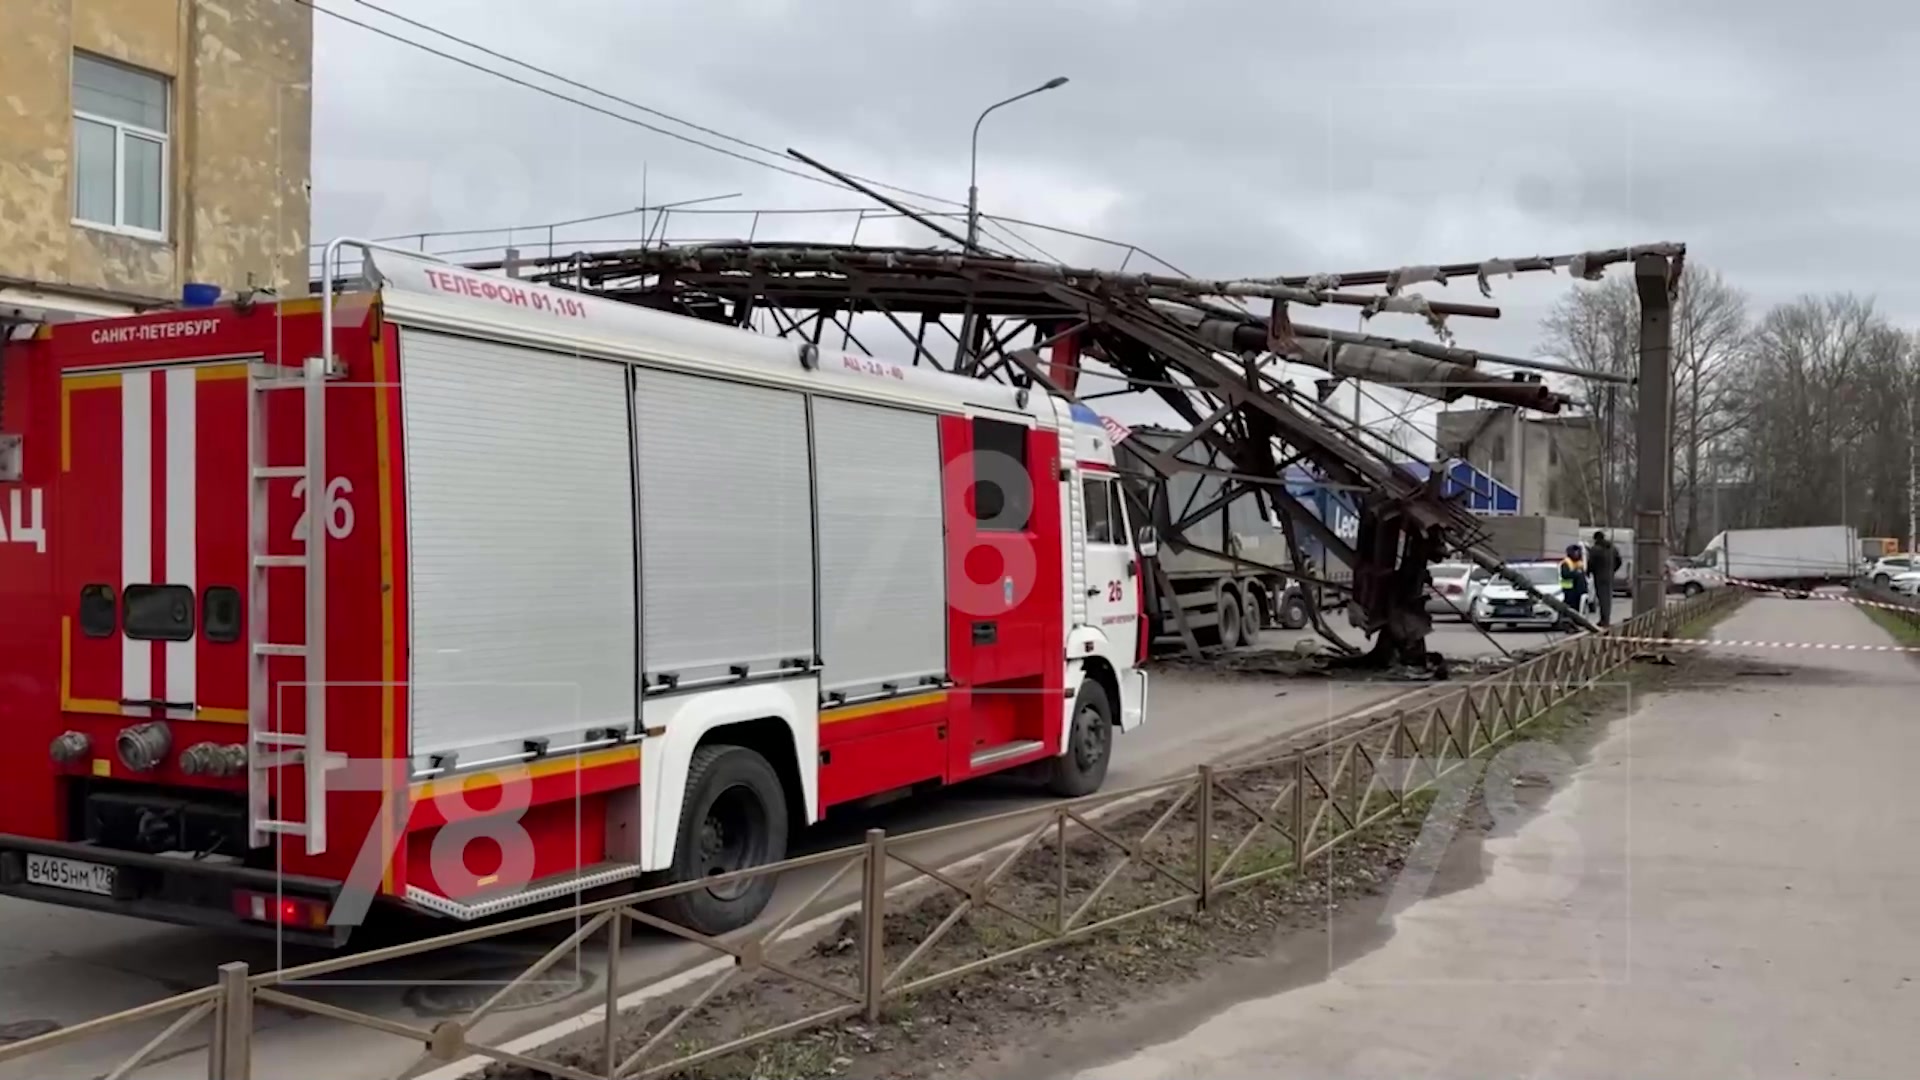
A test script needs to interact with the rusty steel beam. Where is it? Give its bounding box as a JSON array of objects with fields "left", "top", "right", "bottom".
[
  {"left": 1155, "top": 304, "right": 1566, "bottom": 413},
  {"left": 1260, "top": 242, "right": 1688, "bottom": 294},
  {"left": 527, "top": 244, "right": 1501, "bottom": 319},
  {"left": 533, "top": 235, "right": 1671, "bottom": 669}
]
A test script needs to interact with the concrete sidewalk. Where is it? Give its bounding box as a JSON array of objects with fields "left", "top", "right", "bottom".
[{"left": 1063, "top": 596, "right": 1920, "bottom": 1080}]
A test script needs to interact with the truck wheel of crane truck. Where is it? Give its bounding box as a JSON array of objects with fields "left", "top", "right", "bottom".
[
  {"left": 1279, "top": 589, "right": 1311, "bottom": 631},
  {"left": 643, "top": 744, "right": 790, "bottom": 937},
  {"left": 1214, "top": 589, "right": 1244, "bottom": 651},
  {"left": 1047, "top": 679, "right": 1115, "bottom": 798},
  {"left": 1238, "top": 585, "right": 1266, "bottom": 648}
]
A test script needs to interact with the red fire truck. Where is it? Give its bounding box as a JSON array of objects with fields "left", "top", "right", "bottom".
[{"left": 0, "top": 242, "right": 1149, "bottom": 944}]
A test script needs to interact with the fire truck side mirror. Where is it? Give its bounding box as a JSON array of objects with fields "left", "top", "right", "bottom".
[{"left": 1135, "top": 525, "right": 1159, "bottom": 559}]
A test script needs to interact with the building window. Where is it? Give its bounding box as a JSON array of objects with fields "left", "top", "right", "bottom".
[{"left": 72, "top": 53, "right": 169, "bottom": 237}]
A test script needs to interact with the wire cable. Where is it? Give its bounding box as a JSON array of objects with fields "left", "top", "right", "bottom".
[
  {"left": 305, "top": 1, "right": 1079, "bottom": 262},
  {"left": 298, "top": 0, "right": 898, "bottom": 196},
  {"left": 330, "top": 0, "right": 979, "bottom": 212}
]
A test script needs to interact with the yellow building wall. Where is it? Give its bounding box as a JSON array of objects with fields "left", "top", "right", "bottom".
[{"left": 0, "top": 0, "right": 310, "bottom": 305}]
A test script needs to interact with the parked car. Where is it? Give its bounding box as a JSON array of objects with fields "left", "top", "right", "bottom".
[
  {"left": 1666, "top": 555, "right": 1717, "bottom": 597},
  {"left": 1425, "top": 562, "right": 1491, "bottom": 620},
  {"left": 1868, "top": 554, "right": 1915, "bottom": 587},
  {"left": 1470, "top": 561, "right": 1599, "bottom": 631},
  {"left": 1891, "top": 570, "right": 1920, "bottom": 598}
]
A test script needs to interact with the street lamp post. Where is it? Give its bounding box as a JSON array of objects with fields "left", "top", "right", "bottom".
[
  {"left": 959, "top": 76, "right": 1068, "bottom": 372},
  {"left": 966, "top": 76, "right": 1069, "bottom": 254}
]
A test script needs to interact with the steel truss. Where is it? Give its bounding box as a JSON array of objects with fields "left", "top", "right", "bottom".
[{"left": 508, "top": 237, "right": 1682, "bottom": 673}]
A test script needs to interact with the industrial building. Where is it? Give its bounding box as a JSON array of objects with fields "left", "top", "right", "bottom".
[{"left": 1434, "top": 405, "right": 1598, "bottom": 520}]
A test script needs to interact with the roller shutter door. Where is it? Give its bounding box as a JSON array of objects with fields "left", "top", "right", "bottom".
[
  {"left": 812, "top": 398, "right": 947, "bottom": 695},
  {"left": 400, "top": 329, "right": 637, "bottom": 762},
  {"left": 633, "top": 367, "right": 815, "bottom": 683}
]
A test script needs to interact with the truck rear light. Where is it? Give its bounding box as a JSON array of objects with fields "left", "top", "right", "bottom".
[
  {"left": 1441, "top": 583, "right": 1461, "bottom": 595},
  {"left": 232, "top": 889, "right": 331, "bottom": 929}
]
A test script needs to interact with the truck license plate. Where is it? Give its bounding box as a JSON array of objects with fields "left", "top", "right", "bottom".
[{"left": 24, "top": 854, "right": 116, "bottom": 896}]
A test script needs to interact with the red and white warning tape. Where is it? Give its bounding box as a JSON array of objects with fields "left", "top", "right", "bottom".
[
  {"left": 1612, "top": 635, "right": 1920, "bottom": 654},
  {"left": 1722, "top": 577, "right": 1920, "bottom": 615}
]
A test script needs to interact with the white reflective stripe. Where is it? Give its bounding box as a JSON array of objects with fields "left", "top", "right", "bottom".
[
  {"left": 165, "top": 367, "right": 197, "bottom": 708},
  {"left": 121, "top": 370, "right": 152, "bottom": 704}
]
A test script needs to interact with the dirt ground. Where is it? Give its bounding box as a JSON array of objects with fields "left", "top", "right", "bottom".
[{"left": 481, "top": 629, "right": 1729, "bottom": 1080}]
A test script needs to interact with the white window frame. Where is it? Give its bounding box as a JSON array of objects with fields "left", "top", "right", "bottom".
[{"left": 71, "top": 54, "right": 171, "bottom": 241}]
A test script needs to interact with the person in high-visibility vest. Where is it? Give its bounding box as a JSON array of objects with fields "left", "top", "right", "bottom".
[{"left": 1559, "top": 544, "right": 1589, "bottom": 615}]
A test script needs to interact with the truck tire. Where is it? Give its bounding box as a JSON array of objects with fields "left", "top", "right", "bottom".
[
  {"left": 1214, "top": 591, "right": 1243, "bottom": 651},
  {"left": 1046, "top": 680, "right": 1114, "bottom": 798},
  {"left": 1279, "top": 590, "right": 1311, "bottom": 630},
  {"left": 1682, "top": 582, "right": 1704, "bottom": 598},
  {"left": 1238, "top": 589, "right": 1265, "bottom": 648},
  {"left": 647, "top": 744, "right": 788, "bottom": 937}
]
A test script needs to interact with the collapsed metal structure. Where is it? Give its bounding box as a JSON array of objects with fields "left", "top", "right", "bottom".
[{"left": 494, "top": 230, "right": 1683, "bottom": 673}]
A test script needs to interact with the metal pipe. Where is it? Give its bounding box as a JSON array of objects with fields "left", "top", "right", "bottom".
[
  {"left": 116, "top": 722, "right": 171, "bottom": 773},
  {"left": 1260, "top": 242, "right": 1687, "bottom": 290},
  {"left": 1157, "top": 305, "right": 1567, "bottom": 412}
]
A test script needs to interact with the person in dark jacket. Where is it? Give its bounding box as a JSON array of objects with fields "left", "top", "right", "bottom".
[{"left": 1587, "top": 531, "right": 1619, "bottom": 626}]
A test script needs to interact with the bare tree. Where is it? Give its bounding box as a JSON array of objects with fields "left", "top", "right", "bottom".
[
  {"left": 1669, "top": 268, "right": 1749, "bottom": 550},
  {"left": 1538, "top": 266, "right": 1749, "bottom": 546},
  {"left": 1726, "top": 294, "right": 1914, "bottom": 533},
  {"left": 1539, "top": 276, "right": 1637, "bottom": 526}
]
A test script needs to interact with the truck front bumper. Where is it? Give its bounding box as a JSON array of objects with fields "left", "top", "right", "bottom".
[{"left": 0, "top": 834, "right": 347, "bottom": 946}]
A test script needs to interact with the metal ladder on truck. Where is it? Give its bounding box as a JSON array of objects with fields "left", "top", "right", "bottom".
[
  {"left": 245, "top": 351, "right": 341, "bottom": 855},
  {"left": 240, "top": 239, "right": 455, "bottom": 855}
]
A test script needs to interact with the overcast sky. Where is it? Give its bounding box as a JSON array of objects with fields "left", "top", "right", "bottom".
[{"left": 310, "top": 0, "right": 1920, "bottom": 448}]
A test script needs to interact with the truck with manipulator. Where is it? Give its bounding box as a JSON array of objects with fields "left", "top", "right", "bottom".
[
  {"left": 0, "top": 241, "right": 1149, "bottom": 944},
  {"left": 1114, "top": 423, "right": 1357, "bottom": 652}
]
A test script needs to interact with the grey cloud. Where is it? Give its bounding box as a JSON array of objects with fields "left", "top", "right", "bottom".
[{"left": 311, "top": 0, "right": 1919, "bottom": 405}]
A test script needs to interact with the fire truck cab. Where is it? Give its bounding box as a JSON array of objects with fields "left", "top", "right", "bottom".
[{"left": 0, "top": 242, "right": 1148, "bottom": 943}]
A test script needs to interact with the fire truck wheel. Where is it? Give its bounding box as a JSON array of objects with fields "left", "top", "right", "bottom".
[
  {"left": 1047, "top": 680, "right": 1114, "bottom": 798},
  {"left": 648, "top": 744, "right": 788, "bottom": 937}
]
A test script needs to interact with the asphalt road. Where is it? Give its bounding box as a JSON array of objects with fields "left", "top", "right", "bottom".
[{"left": 0, "top": 623, "right": 1541, "bottom": 1080}]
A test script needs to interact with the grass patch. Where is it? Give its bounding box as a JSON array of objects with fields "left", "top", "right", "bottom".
[{"left": 1862, "top": 603, "right": 1920, "bottom": 648}]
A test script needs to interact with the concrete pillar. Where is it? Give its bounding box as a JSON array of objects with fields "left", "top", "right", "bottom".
[{"left": 1632, "top": 254, "right": 1675, "bottom": 616}]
